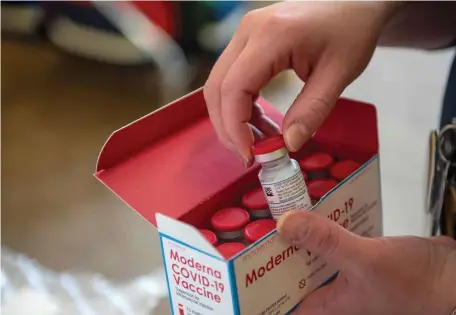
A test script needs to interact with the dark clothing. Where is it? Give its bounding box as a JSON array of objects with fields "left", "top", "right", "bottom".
[
  {"left": 439, "top": 51, "right": 456, "bottom": 238},
  {"left": 441, "top": 52, "right": 456, "bottom": 128}
]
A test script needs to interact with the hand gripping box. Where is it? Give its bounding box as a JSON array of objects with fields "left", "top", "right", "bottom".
[{"left": 95, "top": 88, "right": 382, "bottom": 315}]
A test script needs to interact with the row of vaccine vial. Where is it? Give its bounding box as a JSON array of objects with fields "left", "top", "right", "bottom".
[
  {"left": 196, "top": 136, "right": 361, "bottom": 259},
  {"left": 253, "top": 136, "right": 361, "bottom": 218},
  {"left": 199, "top": 205, "right": 277, "bottom": 259},
  {"left": 299, "top": 150, "right": 361, "bottom": 204}
]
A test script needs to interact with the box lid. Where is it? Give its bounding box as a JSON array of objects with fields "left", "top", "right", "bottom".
[
  {"left": 95, "top": 88, "right": 378, "bottom": 227},
  {"left": 94, "top": 88, "right": 283, "bottom": 226}
]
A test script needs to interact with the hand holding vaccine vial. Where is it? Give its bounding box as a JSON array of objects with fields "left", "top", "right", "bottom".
[{"left": 252, "top": 136, "right": 312, "bottom": 220}]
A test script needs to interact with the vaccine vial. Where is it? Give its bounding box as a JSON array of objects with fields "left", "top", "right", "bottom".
[
  {"left": 299, "top": 152, "right": 334, "bottom": 179},
  {"left": 307, "top": 178, "right": 338, "bottom": 204},
  {"left": 329, "top": 160, "right": 361, "bottom": 182},
  {"left": 199, "top": 229, "right": 219, "bottom": 246},
  {"left": 243, "top": 219, "right": 276, "bottom": 245},
  {"left": 211, "top": 207, "right": 250, "bottom": 242},
  {"left": 242, "top": 187, "right": 272, "bottom": 220},
  {"left": 217, "top": 242, "right": 246, "bottom": 259},
  {"left": 252, "top": 136, "right": 312, "bottom": 220}
]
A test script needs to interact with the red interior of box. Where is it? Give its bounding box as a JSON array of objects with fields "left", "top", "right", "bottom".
[{"left": 95, "top": 88, "right": 378, "bottom": 229}]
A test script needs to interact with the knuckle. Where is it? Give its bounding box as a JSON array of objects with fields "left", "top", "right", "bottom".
[
  {"left": 220, "top": 78, "right": 236, "bottom": 96},
  {"left": 305, "top": 97, "right": 333, "bottom": 129},
  {"left": 251, "top": 102, "right": 266, "bottom": 117},
  {"left": 242, "top": 8, "right": 286, "bottom": 35},
  {"left": 310, "top": 97, "right": 333, "bottom": 116},
  {"left": 242, "top": 9, "right": 261, "bottom": 25},
  {"left": 316, "top": 225, "right": 341, "bottom": 257},
  {"left": 262, "top": 12, "right": 282, "bottom": 30},
  {"left": 259, "top": 10, "right": 291, "bottom": 37}
]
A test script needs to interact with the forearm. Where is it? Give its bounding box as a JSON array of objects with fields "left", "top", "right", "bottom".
[{"left": 378, "top": 2, "right": 456, "bottom": 49}]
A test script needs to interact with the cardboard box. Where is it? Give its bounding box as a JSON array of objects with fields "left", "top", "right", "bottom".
[{"left": 95, "top": 88, "right": 382, "bottom": 315}]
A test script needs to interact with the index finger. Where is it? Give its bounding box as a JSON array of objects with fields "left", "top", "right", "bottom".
[
  {"left": 204, "top": 30, "right": 248, "bottom": 154},
  {"left": 220, "top": 43, "right": 288, "bottom": 161}
]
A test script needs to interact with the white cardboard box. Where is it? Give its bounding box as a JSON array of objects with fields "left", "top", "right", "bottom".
[{"left": 95, "top": 88, "right": 382, "bottom": 315}]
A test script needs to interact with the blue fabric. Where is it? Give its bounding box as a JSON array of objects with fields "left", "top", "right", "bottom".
[
  {"left": 440, "top": 52, "right": 456, "bottom": 128},
  {"left": 205, "top": 1, "right": 243, "bottom": 20},
  {"left": 58, "top": 3, "right": 121, "bottom": 34}
]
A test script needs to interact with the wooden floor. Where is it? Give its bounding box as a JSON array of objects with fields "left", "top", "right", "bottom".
[{"left": 1, "top": 39, "right": 209, "bottom": 282}]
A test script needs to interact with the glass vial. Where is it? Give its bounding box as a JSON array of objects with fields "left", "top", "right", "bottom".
[{"left": 252, "top": 136, "right": 312, "bottom": 220}]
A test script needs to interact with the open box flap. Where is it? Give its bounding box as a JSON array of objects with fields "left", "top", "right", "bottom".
[
  {"left": 156, "top": 213, "right": 223, "bottom": 259},
  {"left": 95, "top": 88, "right": 283, "bottom": 226},
  {"left": 95, "top": 88, "right": 378, "bottom": 227}
]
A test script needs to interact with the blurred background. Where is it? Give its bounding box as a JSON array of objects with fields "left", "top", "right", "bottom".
[{"left": 1, "top": 1, "right": 455, "bottom": 314}]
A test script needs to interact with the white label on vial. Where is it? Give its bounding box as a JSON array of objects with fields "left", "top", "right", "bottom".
[{"left": 262, "top": 171, "right": 312, "bottom": 220}]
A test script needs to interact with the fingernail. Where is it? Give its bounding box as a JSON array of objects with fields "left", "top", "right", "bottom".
[
  {"left": 277, "top": 211, "right": 310, "bottom": 244},
  {"left": 227, "top": 143, "right": 252, "bottom": 167},
  {"left": 234, "top": 149, "right": 253, "bottom": 168},
  {"left": 237, "top": 147, "right": 254, "bottom": 168},
  {"left": 242, "top": 153, "right": 254, "bottom": 168},
  {"left": 277, "top": 211, "right": 297, "bottom": 234},
  {"left": 285, "top": 122, "right": 311, "bottom": 152}
]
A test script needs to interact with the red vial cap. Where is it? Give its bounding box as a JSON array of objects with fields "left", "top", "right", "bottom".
[
  {"left": 307, "top": 178, "right": 338, "bottom": 200},
  {"left": 217, "top": 242, "right": 247, "bottom": 259},
  {"left": 252, "top": 136, "right": 286, "bottom": 155},
  {"left": 330, "top": 160, "right": 361, "bottom": 181},
  {"left": 199, "top": 229, "right": 218, "bottom": 246},
  {"left": 244, "top": 219, "right": 277, "bottom": 244},
  {"left": 242, "top": 187, "right": 268, "bottom": 210},
  {"left": 299, "top": 152, "right": 334, "bottom": 172},
  {"left": 211, "top": 207, "right": 250, "bottom": 232}
]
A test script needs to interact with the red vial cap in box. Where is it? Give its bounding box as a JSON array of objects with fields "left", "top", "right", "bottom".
[
  {"left": 252, "top": 136, "right": 286, "bottom": 155},
  {"left": 242, "top": 187, "right": 268, "bottom": 210},
  {"left": 307, "top": 178, "right": 338, "bottom": 200},
  {"left": 217, "top": 242, "right": 246, "bottom": 259},
  {"left": 330, "top": 160, "right": 361, "bottom": 181},
  {"left": 211, "top": 207, "right": 250, "bottom": 232},
  {"left": 244, "top": 219, "right": 277, "bottom": 244},
  {"left": 299, "top": 152, "right": 334, "bottom": 172},
  {"left": 199, "top": 229, "right": 218, "bottom": 246}
]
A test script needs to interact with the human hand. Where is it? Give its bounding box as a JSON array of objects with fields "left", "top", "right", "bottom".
[
  {"left": 277, "top": 210, "right": 456, "bottom": 315},
  {"left": 204, "top": 2, "right": 400, "bottom": 166}
]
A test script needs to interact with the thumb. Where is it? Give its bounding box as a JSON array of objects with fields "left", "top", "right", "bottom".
[
  {"left": 291, "top": 276, "right": 354, "bottom": 315},
  {"left": 283, "top": 64, "right": 349, "bottom": 152},
  {"left": 277, "top": 210, "right": 367, "bottom": 270},
  {"left": 292, "top": 281, "right": 337, "bottom": 315}
]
